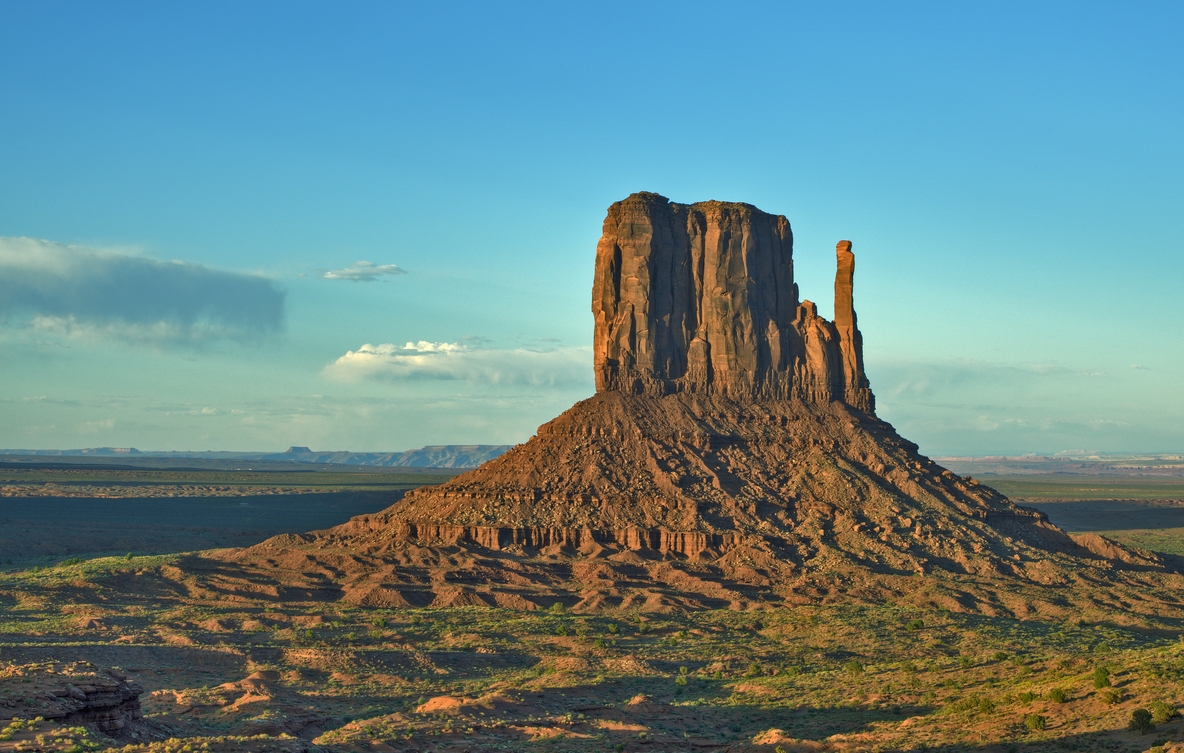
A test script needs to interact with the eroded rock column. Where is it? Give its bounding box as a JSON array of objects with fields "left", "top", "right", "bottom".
[{"left": 833, "top": 240, "right": 875, "bottom": 413}]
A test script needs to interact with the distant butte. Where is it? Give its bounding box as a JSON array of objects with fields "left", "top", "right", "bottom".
[{"left": 198, "top": 193, "right": 1181, "bottom": 614}]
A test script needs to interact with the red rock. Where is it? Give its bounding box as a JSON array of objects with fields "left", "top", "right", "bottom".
[{"left": 209, "top": 193, "right": 1166, "bottom": 613}]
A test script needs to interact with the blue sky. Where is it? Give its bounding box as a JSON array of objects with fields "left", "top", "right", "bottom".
[{"left": 1, "top": 1, "right": 1181, "bottom": 456}]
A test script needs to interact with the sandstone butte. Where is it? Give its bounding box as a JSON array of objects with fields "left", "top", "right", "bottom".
[{"left": 198, "top": 193, "right": 1184, "bottom": 617}]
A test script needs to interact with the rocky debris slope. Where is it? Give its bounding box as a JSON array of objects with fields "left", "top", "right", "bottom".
[{"left": 206, "top": 192, "right": 1179, "bottom": 614}]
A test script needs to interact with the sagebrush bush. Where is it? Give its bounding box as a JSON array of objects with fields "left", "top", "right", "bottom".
[
  {"left": 1025, "top": 714, "right": 1046, "bottom": 731},
  {"left": 1048, "top": 688, "right": 1068, "bottom": 703},
  {"left": 843, "top": 659, "right": 864, "bottom": 675},
  {"left": 1150, "top": 700, "right": 1179, "bottom": 724},
  {"left": 1093, "top": 666, "right": 1111, "bottom": 689}
]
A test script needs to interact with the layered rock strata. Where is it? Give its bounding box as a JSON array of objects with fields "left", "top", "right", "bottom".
[{"left": 2, "top": 666, "right": 147, "bottom": 737}]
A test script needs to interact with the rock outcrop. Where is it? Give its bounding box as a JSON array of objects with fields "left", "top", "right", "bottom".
[
  {"left": 591, "top": 193, "right": 872, "bottom": 411},
  {"left": 206, "top": 192, "right": 1173, "bottom": 614},
  {"left": 1, "top": 663, "right": 149, "bottom": 738}
]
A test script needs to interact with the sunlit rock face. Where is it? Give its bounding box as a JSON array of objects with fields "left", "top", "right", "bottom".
[{"left": 591, "top": 192, "right": 872, "bottom": 413}]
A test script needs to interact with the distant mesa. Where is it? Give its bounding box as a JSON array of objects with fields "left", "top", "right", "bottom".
[
  {"left": 0, "top": 445, "right": 512, "bottom": 470},
  {"left": 206, "top": 193, "right": 1177, "bottom": 614},
  {"left": 265, "top": 445, "right": 514, "bottom": 469},
  {"left": 0, "top": 447, "right": 143, "bottom": 456}
]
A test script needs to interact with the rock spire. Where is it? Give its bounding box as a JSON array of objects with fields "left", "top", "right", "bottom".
[
  {"left": 592, "top": 192, "right": 873, "bottom": 412},
  {"left": 833, "top": 240, "right": 875, "bottom": 413}
]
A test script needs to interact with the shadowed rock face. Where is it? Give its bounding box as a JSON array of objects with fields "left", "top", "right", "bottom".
[{"left": 591, "top": 192, "right": 872, "bottom": 412}]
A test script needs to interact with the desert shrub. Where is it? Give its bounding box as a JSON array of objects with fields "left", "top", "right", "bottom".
[
  {"left": 713, "top": 671, "right": 723, "bottom": 680},
  {"left": 900, "top": 660, "right": 917, "bottom": 674},
  {"left": 1150, "top": 700, "right": 1179, "bottom": 724},
  {"left": 58, "top": 557, "right": 83, "bottom": 567},
  {"left": 944, "top": 696, "right": 985, "bottom": 715},
  {"left": 1025, "top": 714, "right": 1046, "bottom": 731},
  {"left": 843, "top": 659, "right": 864, "bottom": 676},
  {"left": 371, "top": 616, "right": 386, "bottom": 628},
  {"left": 593, "top": 638, "right": 606, "bottom": 650},
  {"left": 679, "top": 665, "right": 689, "bottom": 676},
  {"left": 548, "top": 603, "right": 565, "bottom": 615},
  {"left": 1019, "top": 691, "right": 1037, "bottom": 703},
  {"left": 1130, "top": 708, "right": 1155, "bottom": 733},
  {"left": 958, "top": 655, "right": 974, "bottom": 669},
  {"left": 906, "top": 619, "right": 924, "bottom": 631},
  {"left": 1048, "top": 688, "right": 1068, "bottom": 703},
  {"left": 554, "top": 624, "right": 568, "bottom": 636},
  {"left": 745, "top": 662, "right": 762, "bottom": 677},
  {"left": 1093, "top": 666, "right": 1111, "bottom": 689},
  {"left": 993, "top": 651, "right": 1008, "bottom": 661},
  {"left": 1101, "top": 688, "right": 1123, "bottom": 704},
  {"left": 606, "top": 623, "right": 619, "bottom": 635}
]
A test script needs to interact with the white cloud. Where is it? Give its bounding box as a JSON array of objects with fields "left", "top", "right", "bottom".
[
  {"left": 78, "top": 418, "right": 115, "bottom": 434},
  {"left": 324, "top": 341, "right": 593, "bottom": 387},
  {"left": 319, "top": 261, "right": 406, "bottom": 282},
  {"left": 0, "top": 237, "right": 284, "bottom": 345}
]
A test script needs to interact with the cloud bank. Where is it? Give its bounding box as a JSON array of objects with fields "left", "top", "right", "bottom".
[
  {"left": 0, "top": 237, "right": 284, "bottom": 345},
  {"left": 325, "top": 341, "right": 593, "bottom": 387},
  {"left": 319, "top": 261, "right": 406, "bottom": 282}
]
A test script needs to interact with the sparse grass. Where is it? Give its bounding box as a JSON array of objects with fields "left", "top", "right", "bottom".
[
  {"left": 0, "top": 594, "right": 1179, "bottom": 750},
  {"left": 1, "top": 472, "right": 1183, "bottom": 750}
]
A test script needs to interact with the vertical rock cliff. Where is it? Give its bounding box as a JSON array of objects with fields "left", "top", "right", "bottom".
[{"left": 592, "top": 192, "right": 873, "bottom": 412}]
